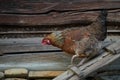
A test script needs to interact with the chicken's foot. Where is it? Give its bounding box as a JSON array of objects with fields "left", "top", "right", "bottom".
[
  {"left": 67, "top": 54, "right": 79, "bottom": 68},
  {"left": 71, "top": 54, "right": 79, "bottom": 65}
]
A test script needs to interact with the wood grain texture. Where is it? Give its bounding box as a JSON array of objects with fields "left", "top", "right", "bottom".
[
  {"left": 0, "top": 12, "right": 119, "bottom": 26},
  {"left": 5, "top": 78, "right": 27, "bottom": 80},
  {"left": 0, "top": 52, "right": 71, "bottom": 71},
  {"left": 0, "top": 1, "right": 119, "bottom": 14},
  {"left": 0, "top": 1, "right": 119, "bottom": 79},
  {"left": 4, "top": 68, "right": 28, "bottom": 78},
  {"left": 0, "top": 36, "right": 119, "bottom": 54},
  {"left": 29, "top": 71, "right": 64, "bottom": 78}
]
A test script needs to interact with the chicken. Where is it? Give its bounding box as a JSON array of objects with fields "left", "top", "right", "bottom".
[{"left": 42, "top": 10, "right": 108, "bottom": 66}]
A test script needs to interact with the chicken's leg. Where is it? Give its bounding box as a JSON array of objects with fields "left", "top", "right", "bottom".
[
  {"left": 67, "top": 54, "right": 79, "bottom": 74},
  {"left": 71, "top": 54, "right": 79, "bottom": 65},
  {"left": 68, "top": 54, "right": 79, "bottom": 68}
]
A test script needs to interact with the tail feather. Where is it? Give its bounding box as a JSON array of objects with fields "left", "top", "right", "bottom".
[
  {"left": 98, "top": 10, "right": 108, "bottom": 40},
  {"left": 90, "top": 10, "right": 108, "bottom": 41}
]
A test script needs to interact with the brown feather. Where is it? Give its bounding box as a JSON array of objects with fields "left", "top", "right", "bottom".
[{"left": 43, "top": 10, "right": 107, "bottom": 59}]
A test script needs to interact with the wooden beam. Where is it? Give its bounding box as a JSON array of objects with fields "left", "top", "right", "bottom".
[
  {"left": 0, "top": 52, "right": 71, "bottom": 71},
  {"left": 0, "top": 12, "right": 119, "bottom": 26},
  {"left": 0, "top": 12, "right": 97, "bottom": 26},
  {"left": 5, "top": 78, "right": 27, "bottom": 80},
  {"left": 105, "top": 40, "right": 120, "bottom": 54},
  {"left": 4, "top": 68, "right": 28, "bottom": 78},
  {"left": 0, "top": 38, "right": 60, "bottom": 55},
  {"left": 0, "top": 36, "right": 119, "bottom": 55},
  {"left": 29, "top": 71, "right": 64, "bottom": 78},
  {"left": 107, "top": 30, "right": 120, "bottom": 33},
  {"left": 0, "top": 30, "right": 119, "bottom": 34},
  {"left": 0, "top": 1, "right": 119, "bottom": 14}
]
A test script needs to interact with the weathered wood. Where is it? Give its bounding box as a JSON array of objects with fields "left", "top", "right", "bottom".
[
  {"left": 4, "top": 68, "right": 28, "bottom": 78},
  {"left": 0, "top": 12, "right": 99, "bottom": 25},
  {"left": 29, "top": 71, "right": 64, "bottom": 78},
  {"left": 107, "top": 30, "right": 120, "bottom": 33},
  {"left": 0, "top": 52, "right": 71, "bottom": 71},
  {"left": 0, "top": 31, "right": 52, "bottom": 34},
  {"left": 0, "top": 38, "right": 59, "bottom": 55},
  {"left": 0, "top": 30, "right": 119, "bottom": 34},
  {"left": 5, "top": 78, "right": 27, "bottom": 80},
  {"left": 53, "top": 40, "right": 120, "bottom": 80},
  {"left": 0, "top": 25, "right": 119, "bottom": 39},
  {"left": 0, "top": 36, "right": 119, "bottom": 55},
  {"left": 0, "top": 1, "right": 119, "bottom": 14},
  {"left": 105, "top": 40, "right": 120, "bottom": 54},
  {"left": 0, "top": 25, "right": 119, "bottom": 32},
  {"left": 0, "top": 1, "right": 119, "bottom": 80},
  {"left": 0, "top": 12, "right": 119, "bottom": 26}
]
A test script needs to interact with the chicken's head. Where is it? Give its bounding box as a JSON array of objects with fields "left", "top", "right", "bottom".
[{"left": 42, "top": 38, "right": 51, "bottom": 45}]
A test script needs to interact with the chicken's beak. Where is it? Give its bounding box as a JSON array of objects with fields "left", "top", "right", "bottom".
[
  {"left": 41, "top": 40, "right": 46, "bottom": 45},
  {"left": 41, "top": 38, "right": 51, "bottom": 45},
  {"left": 41, "top": 42, "right": 46, "bottom": 45}
]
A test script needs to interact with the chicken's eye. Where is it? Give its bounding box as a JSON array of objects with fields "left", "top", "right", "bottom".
[{"left": 46, "top": 39, "right": 51, "bottom": 44}]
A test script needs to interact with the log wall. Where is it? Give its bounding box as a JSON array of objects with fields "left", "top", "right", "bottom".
[{"left": 0, "top": 0, "right": 120, "bottom": 80}]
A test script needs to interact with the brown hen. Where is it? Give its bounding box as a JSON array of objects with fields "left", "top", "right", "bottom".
[{"left": 42, "top": 10, "right": 108, "bottom": 66}]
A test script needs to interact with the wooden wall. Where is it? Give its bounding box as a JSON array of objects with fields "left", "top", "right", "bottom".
[
  {"left": 0, "top": 1, "right": 120, "bottom": 38},
  {"left": 0, "top": 0, "right": 120, "bottom": 80}
]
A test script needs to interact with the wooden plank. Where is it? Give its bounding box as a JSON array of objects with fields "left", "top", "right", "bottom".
[
  {"left": 4, "top": 68, "right": 28, "bottom": 78},
  {"left": 0, "top": 26, "right": 119, "bottom": 32},
  {"left": 0, "top": 38, "right": 60, "bottom": 55},
  {"left": 107, "top": 30, "right": 120, "bottom": 33},
  {"left": 105, "top": 40, "right": 120, "bottom": 54},
  {"left": 0, "top": 12, "right": 119, "bottom": 26},
  {"left": 0, "top": 31, "right": 52, "bottom": 34},
  {"left": 0, "top": 30, "right": 119, "bottom": 34},
  {"left": 0, "top": 1, "right": 119, "bottom": 14},
  {"left": 5, "top": 78, "right": 27, "bottom": 80},
  {"left": 0, "top": 26, "right": 119, "bottom": 38},
  {"left": 0, "top": 12, "right": 98, "bottom": 26},
  {"left": 0, "top": 52, "right": 71, "bottom": 71},
  {"left": 29, "top": 71, "right": 64, "bottom": 78},
  {"left": 0, "top": 36, "right": 119, "bottom": 54}
]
